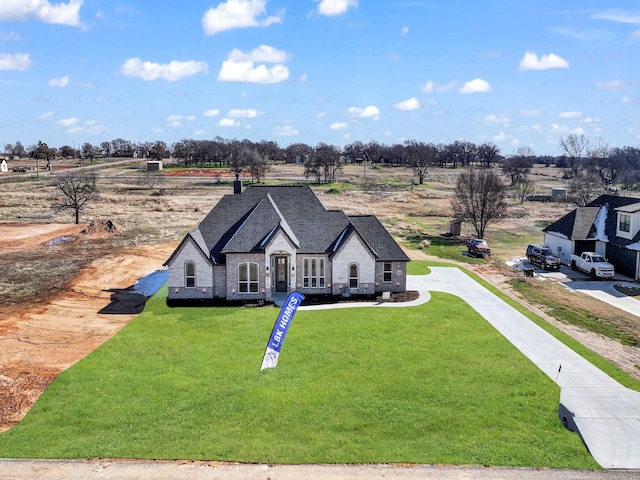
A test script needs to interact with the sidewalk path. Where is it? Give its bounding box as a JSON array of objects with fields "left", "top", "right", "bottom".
[{"left": 421, "top": 267, "right": 640, "bottom": 469}]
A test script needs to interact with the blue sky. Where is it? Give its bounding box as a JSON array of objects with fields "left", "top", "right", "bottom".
[{"left": 0, "top": 0, "right": 639, "bottom": 156}]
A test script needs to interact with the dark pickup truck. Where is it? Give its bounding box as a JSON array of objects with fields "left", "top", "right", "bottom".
[{"left": 467, "top": 237, "right": 490, "bottom": 258}]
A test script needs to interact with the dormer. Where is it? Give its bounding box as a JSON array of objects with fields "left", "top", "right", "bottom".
[{"left": 615, "top": 203, "right": 640, "bottom": 240}]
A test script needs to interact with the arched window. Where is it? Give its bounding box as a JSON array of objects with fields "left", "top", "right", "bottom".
[
  {"left": 239, "top": 262, "right": 259, "bottom": 293},
  {"left": 185, "top": 261, "right": 196, "bottom": 288},
  {"left": 349, "top": 263, "right": 359, "bottom": 289}
]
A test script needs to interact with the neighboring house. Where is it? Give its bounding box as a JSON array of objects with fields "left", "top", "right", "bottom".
[
  {"left": 543, "top": 194, "right": 640, "bottom": 279},
  {"left": 164, "top": 183, "right": 410, "bottom": 303}
]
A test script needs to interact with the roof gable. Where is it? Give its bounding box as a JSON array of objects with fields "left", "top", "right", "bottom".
[{"left": 179, "top": 185, "right": 407, "bottom": 263}]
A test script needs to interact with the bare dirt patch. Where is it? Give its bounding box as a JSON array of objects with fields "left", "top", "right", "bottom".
[{"left": 0, "top": 223, "right": 175, "bottom": 431}]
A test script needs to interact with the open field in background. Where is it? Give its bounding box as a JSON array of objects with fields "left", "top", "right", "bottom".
[
  {"left": 2, "top": 162, "right": 638, "bottom": 343},
  {"left": 0, "top": 286, "right": 599, "bottom": 468}
]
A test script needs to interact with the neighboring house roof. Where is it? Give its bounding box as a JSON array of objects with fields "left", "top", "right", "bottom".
[
  {"left": 543, "top": 194, "right": 640, "bottom": 247},
  {"left": 171, "top": 185, "right": 409, "bottom": 264}
]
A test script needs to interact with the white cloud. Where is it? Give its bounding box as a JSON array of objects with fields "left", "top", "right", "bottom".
[
  {"left": 596, "top": 80, "right": 627, "bottom": 90},
  {"left": 202, "top": 0, "right": 282, "bottom": 35},
  {"left": 167, "top": 114, "right": 183, "bottom": 127},
  {"left": 219, "top": 118, "right": 240, "bottom": 127},
  {"left": 558, "top": 111, "right": 582, "bottom": 119},
  {"left": 67, "top": 120, "right": 109, "bottom": 135},
  {"left": 420, "top": 80, "right": 456, "bottom": 93},
  {"left": 329, "top": 122, "right": 349, "bottom": 130},
  {"left": 621, "top": 96, "right": 637, "bottom": 104},
  {"left": 273, "top": 125, "right": 299, "bottom": 137},
  {"left": 349, "top": 105, "right": 380, "bottom": 118},
  {"left": 316, "top": 112, "right": 326, "bottom": 119},
  {"left": 459, "top": 78, "right": 492, "bottom": 94},
  {"left": 632, "top": 30, "right": 640, "bottom": 39},
  {"left": 0, "top": 30, "right": 21, "bottom": 42},
  {"left": 592, "top": 9, "right": 640, "bottom": 25},
  {"left": 317, "top": 0, "right": 358, "bottom": 17},
  {"left": 519, "top": 51, "right": 569, "bottom": 71},
  {"left": 40, "top": 111, "right": 54, "bottom": 119},
  {"left": 570, "top": 127, "right": 585, "bottom": 135},
  {"left": 119, "top": 57, "right": 209, "bottom": 82},
  {"left": 393, "top": 97, "right": 420, "bottom": 111},
  {"left": 0, "top": 0, "right": 84, "bottom": 26},
  {"left": 228, "top": 108, "right": 261, "bottom": 118},
  {"left": 484, "top": 113, "right": 510, "bottom": 126},
  {"left": 204, "top": 109, "right": 220, "bottom": 117},
  {"left": 228, "top": 44, "right": 288, "bottom": 63},
  {"left": 57, "top": 117, "right": 78, "bottom": 127},
  {"left": 520, "top": 109, "right": 541, "bottom": 117},
  {"left": 49, "top": 76, "right": 69, "bottom": 87},
  {"left": 0, "top": 52, "right": 31, "bottom": 71},
  {"left": 401, "top": 26, "right": 409, "bottom": 36},
  {"left": 218, "top": 45, "right": 289, "bottom": 84},
  {"left": 186, "top": 115, "right": 196, "bottom": 121},
  {"left": 583, "top": 117, "right": 600, "bottom": 124}
]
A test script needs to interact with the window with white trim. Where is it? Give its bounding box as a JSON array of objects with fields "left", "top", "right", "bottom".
[
  {"left": 238, "top": 262, "right": 259, "bottom": 293},
  {"left": 303, "top": 257, "right": 325, "bottom": 288},
  {"left": 185, "top": 261, "right": 196, "bottom": 288},
  {"left": 383, "top": 262, "right": 392, "bottom": 282},
  {"left": 349, "top": 263, "right": 359, "bottom": 289}
]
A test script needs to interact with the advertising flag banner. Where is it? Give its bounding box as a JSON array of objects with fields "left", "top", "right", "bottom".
[{"left": 260, "top": 291, "right": 304, "bottom": 371}]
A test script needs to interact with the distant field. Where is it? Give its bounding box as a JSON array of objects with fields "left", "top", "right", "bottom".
[{"left": 0, "top": 279, "right": 598, "bottom": 468}]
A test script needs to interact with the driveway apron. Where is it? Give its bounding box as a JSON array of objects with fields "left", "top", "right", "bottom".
[{"left": 419, "top": 267, "right": 640, "bottom": 469}]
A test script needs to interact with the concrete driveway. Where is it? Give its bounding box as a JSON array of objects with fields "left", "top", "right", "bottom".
[
  {"left": 419, "top": 267, "right": 640, "bottom": 469},
  {"left": 521, "top": 261, "right": 640, "bottom": 317}
]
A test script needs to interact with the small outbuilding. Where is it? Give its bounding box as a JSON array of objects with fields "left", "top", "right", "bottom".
[{"left": 146, "top": 160, "right": 163, "bottom": 172}]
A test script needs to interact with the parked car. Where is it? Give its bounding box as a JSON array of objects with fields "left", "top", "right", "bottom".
[
  {"left": 467, "top": 237, "right": 490, "bottom": 258},
  {"left": 570, "top": 252, "right": 615, "bottom": 279},
  {"left": 526, "top": 244, "right": 561, "bottom": 270}
]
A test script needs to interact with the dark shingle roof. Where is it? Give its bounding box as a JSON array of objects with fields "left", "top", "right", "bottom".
[
  {"left": 349, "top": 215, "right": 411, "bottom": 261},
  {"left": 544, "top": 194, "right": 640, "bottom": 246},
  {"left": 189, "top": 185, "right": 408, "bottom": 264}
]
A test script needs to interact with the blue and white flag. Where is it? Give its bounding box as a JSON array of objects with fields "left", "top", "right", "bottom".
[{"left": 260, "top": 291, "right": 304, "bottom": 371}]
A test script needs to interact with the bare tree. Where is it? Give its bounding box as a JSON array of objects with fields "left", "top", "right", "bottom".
[
  {"left": 50, "top": 173, "right": 99, "bottom": 224},
  {"left": 404, "top": 140, "right": 437, "bottom": 184},
  {"left": 502, "top": 146, "right": 533, "bottom": 185},
  {"left": 304, "top": 143, "right": 342, "bottom": 184},
  {"left": 568, "top": 173, "right": 603, "bottom": 206},
  {"left": 452, "top": 168, "right": 507, "bottom": 239},
  {"left": 560, "top": 133, "right": 588, "bottom": 178},
  {"left": 245, "top": 148, "right": 270, "bottom": 182},
  {"left": 514, "top": 177, "right": 536, "bottom": 204}
]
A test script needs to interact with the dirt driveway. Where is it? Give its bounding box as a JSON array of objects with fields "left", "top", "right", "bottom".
[{"left": 0, "top": 223, "right": 175, "bottom": 431}]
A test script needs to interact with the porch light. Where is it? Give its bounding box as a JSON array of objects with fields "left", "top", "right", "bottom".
[
  {"left": 265, "top": 266, "right": 269, "bottom": 274},
  {"left": 202, "top": 288, "right": 207, "bottom": 293},
  {"left": 175, "top": 288, "right": 179, "bottom": 293},
  {"left": 261, "top": 287, "right": 266, "bottom": 293},
  {"left": 231, "top": 288, "right": 236, "bottom": 294}
]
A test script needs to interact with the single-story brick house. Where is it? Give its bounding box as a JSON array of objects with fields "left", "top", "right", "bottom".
[
  {"left": 164, "top": 183, "right": 410, "bottom": 303},
  {"left": 543, "top": 194, "right": 640, "bottom": 279}
]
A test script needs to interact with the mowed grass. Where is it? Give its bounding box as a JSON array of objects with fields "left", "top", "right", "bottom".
[{"left": 0, "top": 280, "right": 597, "bottom": 468}]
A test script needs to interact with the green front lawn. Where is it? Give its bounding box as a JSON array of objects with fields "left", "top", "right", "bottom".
[{"left": 0, "top": 273, "right": 599, "bottom": 468}]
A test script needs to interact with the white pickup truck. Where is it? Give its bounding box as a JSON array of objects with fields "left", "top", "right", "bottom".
[{"left": 570, "top": 252, "right": 615, "bottom": 279}]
